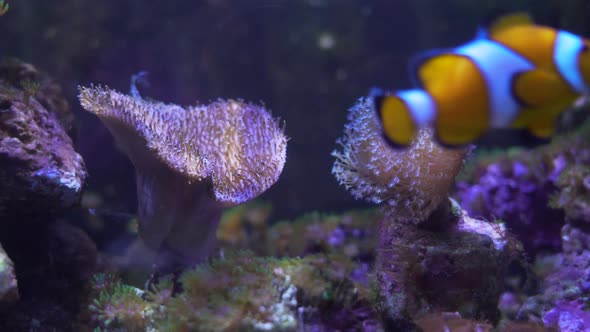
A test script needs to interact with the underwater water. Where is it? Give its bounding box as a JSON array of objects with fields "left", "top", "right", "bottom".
[{"left": 1, "top": 0, "right": 590, "bottom": 331}]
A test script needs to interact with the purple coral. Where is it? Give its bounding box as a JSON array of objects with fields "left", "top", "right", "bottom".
[
  {"left": 456, "top": 154, "right": 565, "bottom": 254},
  {"left": 456, "top": 127, "right": 590, "bottom": 255},
  {"left": 543, "top": 300, "right": 590, "bottom": 331},
  {"left": 79, "top": 86, "right": 287, "bottom": 263}
]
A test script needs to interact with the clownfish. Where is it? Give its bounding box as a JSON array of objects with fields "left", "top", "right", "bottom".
[
  {"left": 484, "top": 13, "right": 590, "bottom": 137},
  {"left": 372, "top": 12, "right": 590, "bottom": 148}
]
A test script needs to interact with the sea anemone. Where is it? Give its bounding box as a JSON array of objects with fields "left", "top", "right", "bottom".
[{"left": 78, "top": 86, "right": 287, "bottom": 263}]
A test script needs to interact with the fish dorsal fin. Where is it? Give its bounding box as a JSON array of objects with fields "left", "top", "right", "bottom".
[{"left": 484, "top": 12, "right": 534, "bottom": 36}]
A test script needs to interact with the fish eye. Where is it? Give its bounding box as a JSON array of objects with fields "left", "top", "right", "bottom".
[{"left": 582, "top": 44, "right": 589, "bottom": 52}]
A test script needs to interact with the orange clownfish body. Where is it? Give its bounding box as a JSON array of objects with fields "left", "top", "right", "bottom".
[
  {"left": 372, "top": 12, "right": 590, "bottom": 148},
  {"left": 485, "top": 13, "right": 590, "bottom": 136}
]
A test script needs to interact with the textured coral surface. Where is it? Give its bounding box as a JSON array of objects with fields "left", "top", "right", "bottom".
[
  {"left": 79, "top": 86, "right": 287, "bottom": 205},
  {"left": 332, "top": 97, "right": 468, "bottom": 223},
  {"left": 78, "top": 86, "right": 288, "bottom": 263}
]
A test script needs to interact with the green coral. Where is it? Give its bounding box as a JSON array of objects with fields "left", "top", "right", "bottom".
[
  {"left": 88, "top": 251, "right": 378, "bottom": 331},
  {"left": 88, "top": 274, "right": 148, "bottom": 331}
]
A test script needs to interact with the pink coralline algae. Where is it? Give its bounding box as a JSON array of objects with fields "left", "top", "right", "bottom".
[{"left": 78, "top": 86, "right": 287, "bottom": 263}]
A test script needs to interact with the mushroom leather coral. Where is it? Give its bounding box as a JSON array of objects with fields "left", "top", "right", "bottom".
[
  {"left": 78, "top": 86, "right": 287, "bottom": 262},
  {"left": 332, "top": 97, "right": 468, "bottom": 223}
]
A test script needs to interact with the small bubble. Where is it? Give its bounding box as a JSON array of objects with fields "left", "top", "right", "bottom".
[{"left": 317, "top": 32, "right": 336, "bottom": 50}]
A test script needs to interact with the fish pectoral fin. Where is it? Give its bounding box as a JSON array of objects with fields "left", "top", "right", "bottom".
[
  {"left": 513, "top": 69, "right": 572, "bottom": 108},
  {"left": 372, "top": 93, "right": 417, "bottom": 148},
  {"left": 484, "top": 12, "right": 533, "bottom": 36},
  {"left": 527, "top": 113, "right": 558, "bottom": 138}
]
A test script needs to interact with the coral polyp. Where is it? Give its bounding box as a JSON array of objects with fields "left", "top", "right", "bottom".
[
  {"left": 89, "top": 279, "right": 146, "bottom": 330},
  {"left": 86, "top": 251, "right": 378, "bottom": 331},
  {"left": 332, "top": 97, "right": 469, "bottom": 223}
]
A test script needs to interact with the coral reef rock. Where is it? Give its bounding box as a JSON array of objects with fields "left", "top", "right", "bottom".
[
  {"left": 519, "top": 224, "right": 590, "bottom": 329},
  {"left": 0, "top": 58, "right": 73, "bottom": 131},
  {"left": 0, "top": 58, "right": 86, "bottom": 215},
  {"left": 373, "top": 200, "right": 522, "bottom": 329},
  {"left": 0, "top": 219, "right": 109, "bottom": 332},
  {"left": 414, "top": 312, "right": 492, "bottom": 332},
  {"left": 0, "top": 243, "right": 18, "bottom": 304}
]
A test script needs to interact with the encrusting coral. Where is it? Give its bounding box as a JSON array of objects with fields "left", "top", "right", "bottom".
[
  {"left": 332, "top": 97, "right": 468, "bottom": 223},
  {"left": 78, "top": 85, "right": 287, "bottom": 264}
]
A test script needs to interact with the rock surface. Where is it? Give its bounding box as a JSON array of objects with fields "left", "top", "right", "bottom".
[
  {"left": 0, "top": 58, "right": 86, "bottom": 215},
  {"left": 373, "top": 200, "right": 523, "bottom": 329},
  {"left": 0, "top": 243, "right": 18, "bottom": 304}
]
